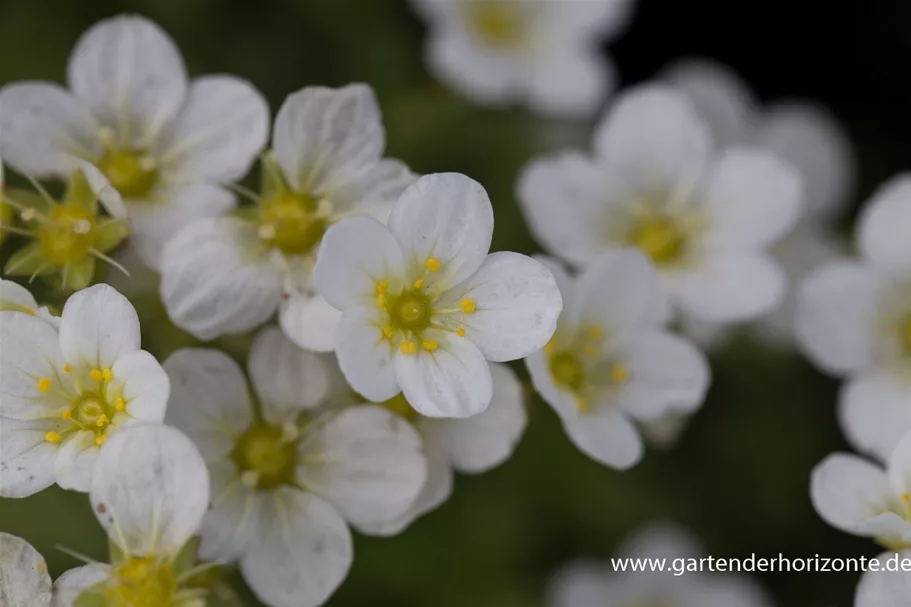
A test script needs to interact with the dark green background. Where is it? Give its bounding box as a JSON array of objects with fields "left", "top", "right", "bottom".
[{"left": 1, "top": 0, "right": 901, "bottom": 604}]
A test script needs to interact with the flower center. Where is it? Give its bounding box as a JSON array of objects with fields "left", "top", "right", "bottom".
[
  {"left": 98, "top": 149, "right": 159, "bottom": 200},
  {"left": 464, "top": 0, "right": 527, "bottom": 48},
  {"left": 258, "top": 192, "right": 327, "bottom": 255},
  {"left": 549, "top": 352, "right": 585, "bottom": 391},
  {"left": 37, "top": 204, "right": 97, "bottom": 265},
  {"left": 388, "top": 290, "right": 433, "bottom": 332},
  {"left": 106, "top": 557, "right": 177, "bottom": 607},
  {"left": 627, "top": 216, "right": 686, "bottom": 265},
  {"left": 232, "top": 424, "right": 297, "bottom": 490},
  {"left": 380, "top": 393, "right": 421, "bottom": 422}
]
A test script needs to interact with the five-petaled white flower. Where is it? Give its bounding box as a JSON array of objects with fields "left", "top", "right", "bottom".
[
  {"left": 410, "top": 0, "right": 634, "bottom": 117},
  {"left": 160, "top": 83, "right": 413, "bottom": 351},
  {"left": 0, "top": 14, "right": 269, "bottom": 270},
  {"left": 811, "top": 429, "right": 911, "bottom": 550},
  {"left": 525, "top": 250, "right": 709, "bottom": 469},
  {"left": 796, "top": 176, "right": 911, "bottom": 461},
  {"left": 517, "top": 84, "right": 804, "bottom": 325},
  {"left": 50, "top": 424, "right": 212, "bottom": 607},
  {"left": 0, "top": 284, "right": 169, "bottom": 496},
  {"left": 548, "top": 524, "right": 772, "bottom": 607},
  {"left": 0, "top": 533, "right": 53, "bottom": 607},
  {"left": 854, "top": 550, "right": 911, "bottom": 607},
  {"left": 314, "top": 172, "right": 563, "bottom": 418},
  {"left": 163, "top": 327, "right": 427, "bottom": 607}
]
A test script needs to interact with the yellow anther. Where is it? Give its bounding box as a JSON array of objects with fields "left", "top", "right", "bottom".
[
  {"left": 382, "top": 325, "right": 395, "bottom": 339},
  {"left": 575, "top": 398, "right": 589, "bottom": 413},
  {"left": 102, "top": 368, "right": 113, "bottom": 382},
  {"left": 20, "top": 208, "right": 36, "bottom": 222},
  {"left": 37, "top": 377, "right": 53, "bottom": 393},
  {"left": 611, "top": 363, "right": 629, "bottom": 384},
  {"left": 96, "top": 414, "right": 108, "bottom": 428},
  {"left": 460, "top": 298, "right": 477, "bottom": 314},
  {"left": 584, "top": 344, "right": 598, "bottom": 356},
  {"left": 422, "top": 339, "right": 439, "bottom": 352},
  {"left": 61, "top": 410, "right": 71, "bottom": 420},
  {"left": 457, "top": 328, "right": 466, "bottom": 337},
  {"left": 376, "top": 280, "right": 388, "bottom": 294},
  {"left": 63, "top": 364, "right": 72, "bottom": 373},
  {"left": 399, "top": 341, "right": 417, "bottom": 355},
  {"left": 115, "top": 397, "right": 126, "bottom": 412},
  {"left": 413, "top": 279, "right": 424, "bottom": 289},
  {"left": 376, "top": 293, "right": 386, "bottom": 309},
  {"left": 587, "top": 326, "right": 603, "bottom": 340},
  {"left": 44, "top": 431, "right": 62, "bottom": 445},
  {"left": 425, "top": 257, "right": 442, "bottom": 272},
  {"left": 95, "top": 434, "right": 107, "bottom": 446},
  {"left": 89, "top": 368, "right": 104, "bottom": 381}
]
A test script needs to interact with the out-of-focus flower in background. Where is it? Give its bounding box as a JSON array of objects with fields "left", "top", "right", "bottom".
[
  {"left": 854, "top": 550, "right": 911, "bottom": 607},
  {"left": 0, "top": 532, "right": 53, "bottom": 606}
]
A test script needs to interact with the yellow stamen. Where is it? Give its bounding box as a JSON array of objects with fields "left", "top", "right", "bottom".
[
  {"left": 425, "top": 257, "right": 442, "bottom": 272},
  {"left": 115, "top": 397, "right": 126, "bottom": 412},
  {"left": 457, "top": 328, "right": 466, "bottom": 337},
  {"left": 44, "top": 431, "right": 62, "bottom": 444},
  {"left": 460, "top": 298, "right": 477, "bottom": 314},
  {"left": 376, "top": 293, "right": 386, "bottom": 309},
  {"left": 95, "top": 435, "right": 107, "bottom": 446},
  {"left": 413, "top": 279, "right": 424, "bottom": 289},
  {"left": 63, "top": 364, "right": 72, "bottom": 373},
  {"left": 587, "top": 326, "right": 603, "bottom": 340},
  {"left": 584, "top": 344, "right": 598, "bottom": 356},
  {"left": 400, "top": 341, "right": 417, "bottom": 355},
  {"left": 102, "top": 368, "right": 113, "bottom": 382},
  {"left": 422, "top": 339, "right": 439, "bottom": 352},
  {"left": 376, "top": 280, "right": 388, "bottom": 294},
  {"left": 37, "top": 377, "right": 53, "bottom": 393},
  {"left": 611, "top": 363, "right": 629, "bottom": 384},
  {"left": 89, "top": 368, "right": 104, "bottom": 381},
  {"left": 96, "top": 414, "right": 108, "bottom": 428},
  {"left": 575, "top": 398, "right": 589, "bottom": 413},
  {"left": 382, "top": 325, "right": 395, "bottom": 339},
  {"left": 61, "top": 410, "right": 71, "bottom": 420}
]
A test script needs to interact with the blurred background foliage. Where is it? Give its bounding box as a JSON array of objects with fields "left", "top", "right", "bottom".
[{"left": 2, "top": 0, "right": 908, "bottom": 604}]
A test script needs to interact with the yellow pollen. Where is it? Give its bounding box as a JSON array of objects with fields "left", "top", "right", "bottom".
[
  {"left": 413, "top": 279, "right": 424, "bottom": 289},
  {"left": 61, "top": 410, "right": 71, "bottom": 420},
  {"left": 628, "top": 216, "right": 686, "bottom": 265},
  {"left": 376, "top": 280, "right": 388, "bottom": 294},
  {"left": 95, "top": 435, "right": 107, "bottom": 446},
  {"left": 89, "top": 368, "right": 104, "bottom": 381},
  {"left": 457, "top": 328, "right": 466, "bottom": 337},
  {"left": 400, "top": 341, "right": 418, "bottom": 355},
  {"left": 460, "top": 298, "right": 477, "bottom": 314},
  {"left": 37, "top": 377, "right": 53, "bottom": 393},
  {"left": 115, "top": 397, "right": 126, "bottom": 412},
  {"left": 611, "top": 363, "right": 629, "bottom": 384},
  {"left": 95, "top": 414, "right": 108, "bottom": 428},
  {"left": 376, "top": 293, "right": 386, "bottom": 309},
  {"left": 44, "top": 431, "right": 62, "bottom": 444},
  {"left": 63, "top": 364, "right": 72, "bottom": 373},
  {"left": 382, "top": 325, "right": 395, "bottom": 339},
  {"left": 423, "top": 339, "right": 439, "bottom": 352},
  {"left": 425, "top": 257, "right": 442, "bottom": 272},
  {"left": 102, "top": 368, "right": 113, "bottom": 382}
]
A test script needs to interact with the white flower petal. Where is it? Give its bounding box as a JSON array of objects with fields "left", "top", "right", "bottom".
[
  {"left": 198, "top": 463, "right": 264, "bottom": 562},
  {"left": 592, "top": 85, "right": 712, "bottom": 190},
  {"left": 108, "top": 350, "right": 169, "bottom": 423},
  {"left": 59, "top": 284, "right": 140, "bottom": 370},
  {"left": 272, "top": 84, "right": 384, "bottom": 194},
  {"left": 526, "top": 47, "right": 614, "bottom": 119},
  {"left": 160, "top": 217, "right": 283, "bottom": 340},
  {"left": 89, "top": 424, "right": 209, "bottom": 556},
  {"left": 51, "top": 564, "right": 110, "bottom": 607},
  {"left": 674, "top": 254, "right": 786, "bottom": 324},
  {"left": 0, "top": 418, "right": 64, "bottom": 498},
  {"left": 795, "top": 261, "right": 880, "bottom": 376},
  {"left": 561, "top": 408, "right": 643, "bottom": 470},
  {"left": 855, "top": 552, "right": 911, "bottom": 607},
  {"left": 525, "top": 349, "right": 578, "bottom": 419},
  {"left": 163, "top": 348, "right": 253, "bottom": 461},
  {"left": 67, "top": 15, "right": 187, "bottom": 147},
  {"left": 516, "top": 153, "right": 610, "bottom": 266},
  {"left": 313, "top": 216, "right": 405, "bottom": 310},
  {"left": 810, "top": 453, "right": 894, "bottom": 537},
  {"left": 700, "top": 147, "right": 804, "bottom": 251},
  {"left": 0, "top": 312, "right": 67, "bottom": 420},
  {"left": 547, "top": 561, "right": 610, "bottom": 607},
  {"left": 840, "top": 372, "right": 911, "bottom": 463},
  {"left": 64, "top": 156, "right": 128, "bottom": 220},
  {"left": 422, "top": 362, "right": 526, "bottom": 473},
  {"left": 617, "top": 331, "right": 710, "bottom": 421},
  {"left": 297, "top": 406, "right": 426, "bottom": 528},
  {"left": 0, "top": 280, "right": 39, "bottom": 313},
  {"left": 327, "top": 158, "right": 415, "bottom": 211},
  {"left": 440, "top": 251, "right": 562, "bottom": 362},
  {"left": 0, "top": 83, "right": 100, "bottom": 177},
  {"left": 889, "top": 430, "right": 911, "bottom": 499},
  {"left": 858, "top": 175, "right": 911, "bottom": 275},
  {"left": 53, "top": 431, "right": 99, "bottom": 493},
  {"left": 532, "top": 255, "right": 573, "bottom": 303},
  {"left": 248, "top": 327, "right": 329, "bottom": 423},
  {"left": 426, "top": 29, "right": 514, "bottom": 107},
  {"left": 334, "top": 308, "right": 400, "bottom": 402},
  {"left": 240, "top": 489, "right": 352, "bottom": 607},
  {"left": 0, "top": 533, "right": 52, "bottom": 607},
  {"left": 388, "top": 173, "right": 494, "bottom": 289},
  {"left": 395, "top": 335, "right": 493, "bottom": 418},
  {"left": 279, "top": 291, "right": 342, "bottom": 353}
]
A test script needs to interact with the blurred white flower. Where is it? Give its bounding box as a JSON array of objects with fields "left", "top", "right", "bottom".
[
  {"left": 525, "top": 251, "right": 709, "bottom": 469},
  {"left": 0, "top": 14, "right": 269, "bottom": 270},
  {"left": 855, "top": 551, "right": 911, "bottom": 607},
  {"left": 163, "top": 327, "right": 427, "bottom": 607},
  {"left": 811, "top": 429, "right": 911, "bottom": 549},
  {"left": 54, "top": 424, "right": 211, "bottom": 607},
  {"left": 0, "top": 532, "right": 52, "bottom": 606},
  {"left": 796, "top": 176, "right": 911, "bottom": 461},
  {"left": 355, "top": 362, "right": 526, "bottom": 535},
  {"left": 411, "top": 0, "right": 634, "bottom": 117},
  {"left": 518, "top": 85, "right": 804, "bottom": 325},
  {"left": 314, "top": 172, "right": 562, "bottom": 418},
  {"left": 0, "top": 279, "right": 58, "bottom": 327},
  {"left": 160, "top": 84, "right": 413, "bottom": 351},
  {"left": 548, "top": 524, "right": 772, "bottom": 607},
  {"left": 0, "top": 284, "right": 169, "bottom": 496}
]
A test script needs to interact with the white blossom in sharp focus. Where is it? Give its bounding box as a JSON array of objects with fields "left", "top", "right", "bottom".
[
  {"left": 518, "top": 84, "right": 805, "bottom": 325},
  {"left": 526, "top": 250, "right": 710, "bottom": 469},
  {"left": 159, "top": 83, "right": 414, "bottom": 351},
  {"left": 314, "top": 172, "right": 563, "bottom": 418},
  {"left": 0, "top": 14, "right": 270, "bottom": 270},
  {"left": 0, "top": 279, "right": 59, "bottom": 327},
  {"left": 855, "top": 551, "right": 911, "bottom": 607},
  {"left": 811, "top": 429, "right": 911, "bottom": 550},
  {"left": 548, "top": 524, "right": 772, "bottom": 607},
  {"left": 0, "top": 533, "right": 53, "bottom": 607},
  {"left": 796, "top": 176, "right": 911, "bottom": 461},
  {"left": 411, "top": 0, "right": 634, "bottom": 117},
  {"left": 163, "top": 327, "right": 427, "bottom": 607},
  {"left": 0, "top": 284, "right": 169, "bottom": 496},
  {"left": 51, "top": 424, "right": 210, "bottom": 606}
]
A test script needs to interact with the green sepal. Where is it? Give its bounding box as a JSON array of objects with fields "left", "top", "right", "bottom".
[
  {"left": 65, "top": 170, "right": 99, "bottom": 214},
  {"left": 74, "top": 582, "right": 112, "bottom": 607},
  {"left": 4, "top": 187, "right": 54, "bottom": 218},
  {"left": 0, "top": 199, "right": 13, "bottom": 245},
  {"left": 260, "top": 152, "right": 289, "bottom": 200},
  {"left": 171, "top": 536, "right": 202, "bottom": 579},
  {"left": 94, "top": 219, "right": 130, "bottom": 253},
  {"left": 4, "top": 242, "right": 54, "bottom": 276},
  {"left": 62, "top": 256, "right": 96, "bottom": 291}
]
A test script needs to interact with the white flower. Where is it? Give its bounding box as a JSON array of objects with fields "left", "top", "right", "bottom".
[
  {"left": 314, "top": 172, "right": 563, "bottom": 418},
  {"left": 50, "top": 424, "right": 211, "bottom": 607},
  {"left": 0, "top": 533, "right": 53, "bottom": 606},
  {"left": 163, "top": 327, "right": 427, "bottom": 607},
  {"left": 0, "top": 14, "right": 269, "bottom": 270},
  {"left": 796, "top": 176, "right": 911, "bottom": 461},
  {"left": 0, "top": 279, "right": 58, "bottom": 327},
  {"left": 811, "top": 429, "right": 911, "bottom": 549},
  {"left": 517, "top": 84, "right": 804, "bottom": 325},
  {"left": 525, "top": 251, "right": 709, "bottom": 469},
  {"left": 411, "top": 0, "right": 634, "bottom": 117},
  {"left": 0, "top": 284, "right": 169, "bottom": 496},
  {"left": 160, "top": 83, "right": 413, "bottom": 351},
  {"left": 353, "top": 362, "right": 526, "bottom": 535},
  {"left": 548, "top": 524, "right": 772, "bottom": 607},
  {"left": 855, "top": 551, "right": 911, "bottom": 607}
]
